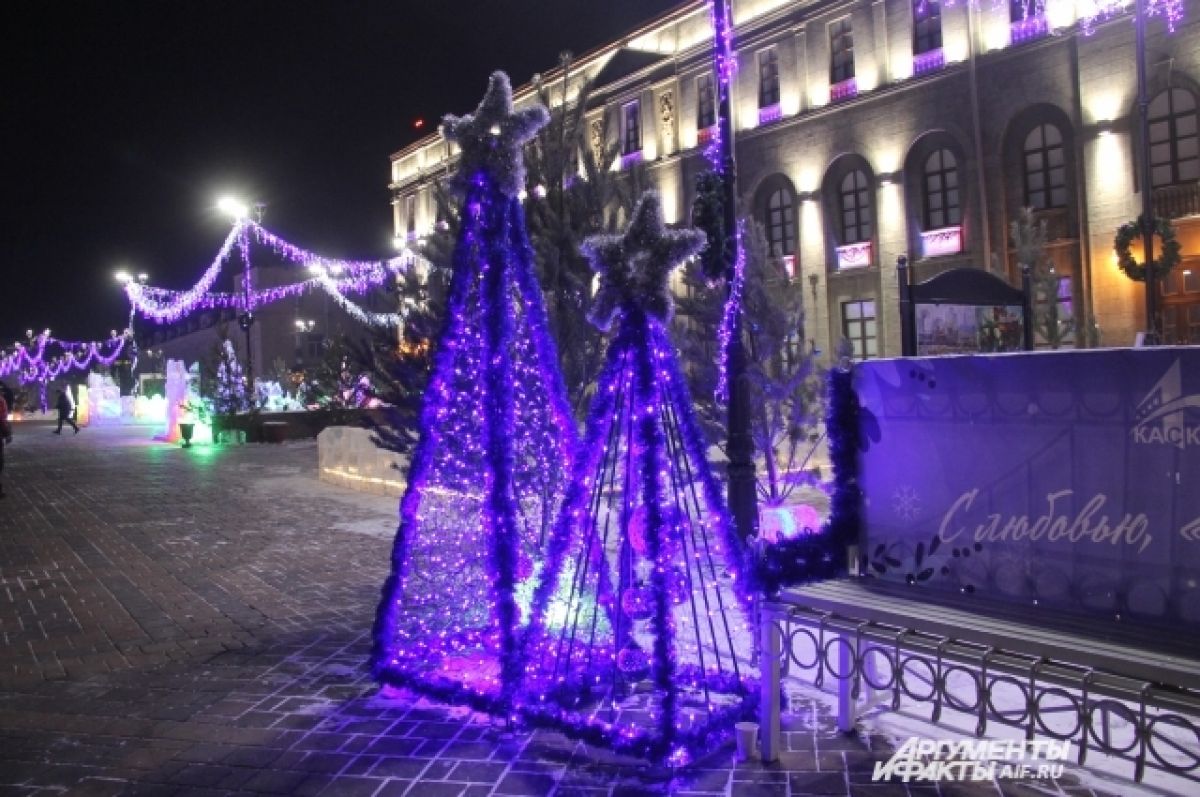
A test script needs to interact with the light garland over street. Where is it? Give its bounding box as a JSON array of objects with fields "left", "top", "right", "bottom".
[{"left": 121, "top": 220, "right": 419, "bottom": 328}]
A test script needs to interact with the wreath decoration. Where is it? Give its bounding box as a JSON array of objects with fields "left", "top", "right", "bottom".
[{"left": 1114, "top": 215, "right": 1182, "bottom": 282}]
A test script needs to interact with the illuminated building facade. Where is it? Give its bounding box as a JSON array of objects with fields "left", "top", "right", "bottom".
[{"left": 390, "top": 0, "right": 1200, "bottom": 359}]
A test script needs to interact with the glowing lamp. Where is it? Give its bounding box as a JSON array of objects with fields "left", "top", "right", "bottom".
[{"left": 217, "top": 196, "right": 249, "bottom": 220}]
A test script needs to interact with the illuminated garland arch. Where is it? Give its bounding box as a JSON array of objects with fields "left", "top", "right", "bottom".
[
  {"left": 0, "top": 332, "right": 129, "bottom": 385},
  {"left": 123, "top": 221, "right": 423, "bottom": 328},
  {"left": 1114, "top": 215, "right": 1182, "bottom": 283}
]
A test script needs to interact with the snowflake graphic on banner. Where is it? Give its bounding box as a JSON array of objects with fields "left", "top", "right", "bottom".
[{"left": 892, "top": 485, "right": 921, "bottom": 523}]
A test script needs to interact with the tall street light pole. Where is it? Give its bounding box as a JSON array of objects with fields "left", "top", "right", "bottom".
[
  {"left": 710, "top": 0, "right": 758, "bottom": 541},
  {"left": 1134, "top": 0, "right": 1159, "bottom": 344},
  {"left": 219, "top": 196, "right": 264, "bottom": 386}
]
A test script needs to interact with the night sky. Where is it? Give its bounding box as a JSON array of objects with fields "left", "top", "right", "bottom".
[{"left": 0, "top": 0, "right": 682, "bottom": 342}]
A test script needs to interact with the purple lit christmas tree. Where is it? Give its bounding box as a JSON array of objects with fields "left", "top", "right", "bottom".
[
  {"left": 371, "top": 73, "right": 576, "bottom": 711},
  {"left": 519, "top": 192, "right": 756, "bottom": 764}
]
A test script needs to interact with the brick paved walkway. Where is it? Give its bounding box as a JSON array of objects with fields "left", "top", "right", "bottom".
[{"left": 0, "top": 426, "right": 1154, "bottom": 796}]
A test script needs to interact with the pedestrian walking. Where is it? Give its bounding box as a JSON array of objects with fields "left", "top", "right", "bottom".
[
  {"left": 54, "top": 387, "right": 79, "bottom": 434},
  {"left": 0, "top": 388, "right": 12, "bottom": 498}
]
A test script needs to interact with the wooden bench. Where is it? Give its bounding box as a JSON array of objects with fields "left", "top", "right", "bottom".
[{"left": 759, "top": 578, "right": 1200, "bottom": 783}]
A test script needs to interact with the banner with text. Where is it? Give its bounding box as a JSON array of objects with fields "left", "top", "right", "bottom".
[{"left": 857, "top": 347, "right": 1200, "bottom": 631}]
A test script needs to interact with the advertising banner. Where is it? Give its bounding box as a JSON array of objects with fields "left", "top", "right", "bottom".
[{"left": 856, "top": 348, "right": 1200, "bottom": 632}]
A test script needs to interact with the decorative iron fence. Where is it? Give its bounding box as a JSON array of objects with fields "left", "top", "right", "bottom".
[{"left": 761, "top": 603, "right": 1200, "bottom": 784}]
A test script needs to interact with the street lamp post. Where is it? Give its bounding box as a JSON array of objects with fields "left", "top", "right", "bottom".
[
  {"left": 218, "top": 196, "right": 265, "bottom": 385},
  {"left": 709, "top": 0, "right": 758, "bottom": 542},
  {"left": 1134, "top": 0, "right": 1160, "bottom": 344}
]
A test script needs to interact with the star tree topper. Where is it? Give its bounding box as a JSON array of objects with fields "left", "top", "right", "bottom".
[
  {"left": 581, "top": 191, "right": 707, "bottom": 331},
  {"left": 441, "top": 71, "right": 549, "bottom": 198}
]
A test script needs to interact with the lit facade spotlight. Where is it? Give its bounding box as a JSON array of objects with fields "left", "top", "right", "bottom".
[
  {"left": 115, "top": 270, "right": 131, "bottom": 284},
  {"left": 217, "top": 196, "right": 250, "bottom": 220}
]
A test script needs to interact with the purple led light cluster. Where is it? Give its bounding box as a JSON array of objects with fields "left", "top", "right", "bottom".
[
  {"left": 124, "top": 221, "right": 407, "bottom": 324},
  {"left": 714, "top": 221, "right": 747, "bottom": 404},
  {"left": 1009, "top": 13, "right": 1049, "bottom": 44},
  {"left": 1, "top": 332, "right": 128, "bottom": 386},
  {"left": 1079, "top": 0, "right": 1184, "bottom": 34},
  {"left": 703, "top": 0, "right": 737, "bottom": 172},
  {"left": 702, "top": 0, "right": 751, "bottom": 412},
  {"left": 518, "top": 193, "right": 756, "bottom": 764},
  {"left": 913, "top": 47, "right": 945, "bottom": 76},
  {"left": 371, "top": 72, "right": 577, "bottom": 713}
]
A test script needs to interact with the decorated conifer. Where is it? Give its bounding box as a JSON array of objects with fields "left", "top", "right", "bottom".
[{"left": 213, "top": 338, "right": 249, "bottom": 415}]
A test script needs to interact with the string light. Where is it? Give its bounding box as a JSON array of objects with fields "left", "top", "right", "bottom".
[
  {"left": 123, "top": 220, "right": 418, "bottom": 325},
  {"left": 714, "top": 221, "right": 746, "bottom": 404},
  {"left": 518, "top": 193, "right": 757, "bottom": 763},
  {"left": 371, "top": 71, "right": 578, "bottom": 715},
  {"left": 0, "top": 331, "right": 128, "bottom": 386}
]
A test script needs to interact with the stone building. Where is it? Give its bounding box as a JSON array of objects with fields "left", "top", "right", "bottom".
[{"left": 388, "top": 0, "right": 1200, "bottom": 360}]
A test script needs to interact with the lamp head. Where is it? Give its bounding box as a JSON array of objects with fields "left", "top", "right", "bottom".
[{"left": 217, "top": 196, "right": 250, "bottom": 220}]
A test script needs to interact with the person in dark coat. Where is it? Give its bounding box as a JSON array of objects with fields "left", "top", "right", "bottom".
[
  {"left": 54, "top": 388, "right": 79, "bottom": 434},
  {"left": 0, "top": 388, "right": 12, "bottom": 498}
]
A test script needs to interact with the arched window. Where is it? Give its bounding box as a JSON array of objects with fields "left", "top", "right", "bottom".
[
  {"left": 765, "top": 188, "right": 796, "bottom": 256},
  {"left": 1023, "top": 123, "right": 1066, "bottom": 209},
  {"left": 840, "top": 169, "right": 872, "bottom": 243},
  {"left": 923, "top": 148, "right": 960, "bottom": 229},
  {"left": 1149, "top": 88, "right": 1200, "bottom": 187}
]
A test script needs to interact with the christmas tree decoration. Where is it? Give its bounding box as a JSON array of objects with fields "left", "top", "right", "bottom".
[
  {"left": 371, "top": 72, "right": 576, "bottom": 712},
  {"left": 213, "top": 339, "right": 250, "bottom": 415},
  {"left": 519, "top": 192, "right": 756, "bottom": 764}
]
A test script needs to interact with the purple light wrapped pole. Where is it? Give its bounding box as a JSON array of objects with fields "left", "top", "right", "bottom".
[{"left": 706, "top": 0, "right": 759, "bottom": 543}]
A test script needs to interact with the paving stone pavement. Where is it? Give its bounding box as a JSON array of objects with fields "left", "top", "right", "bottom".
[{"left": 0, "top": 425, "right": 1155, "bottom": 796}]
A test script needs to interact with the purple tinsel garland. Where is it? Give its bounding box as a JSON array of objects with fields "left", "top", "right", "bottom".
[{"left": 1, "top": 333, "right": 128, "bottom": 386}]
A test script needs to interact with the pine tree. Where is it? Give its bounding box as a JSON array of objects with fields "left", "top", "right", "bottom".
[
  {"left": 523, "top": 57, "right": 649, "bottom": 414},
  {"left": 674, "top": 221, "right": 824, "bottom": 506},
  {"left": 349, "top": 262, "right": 449, "bottom": 456},
  {"left": 212, "top": 337, "right": 249, "bottom": 416},
  {"left": 1011, "top": 206, "right": 1074, "bottom": 349}
]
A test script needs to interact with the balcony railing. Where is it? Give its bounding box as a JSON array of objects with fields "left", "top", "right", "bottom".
[
  {"left": 913, "top": 47, "right": 945, "bottom": 77},
  {"left": 758, "top": 103, "right": 783, "bottom": 126},
  {"left": 836, "top": 241, "right": 871, "bottom": 270},
  {"left": 830, "top": 78, "right": 858, "bottom": 103},
  {"left": 1010, "top": 15, "right": 1049, "bottom": 45},
  {"left": 1153, "top": 181, "right": 1200, "bottom": 220},
  {"left": 782, "top": 254, "right": 796, "bottom": 278},
  {"left": 920, "top": 226, "right": 963, "bottom": 258}
]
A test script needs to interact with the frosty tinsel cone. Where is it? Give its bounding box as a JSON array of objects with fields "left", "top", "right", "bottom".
[
  {"left": 519, "top": 192, "right": 757, "bottom": 764},
  {"left": 371, "top": 72, "right": 577, "bottom": 710}
]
